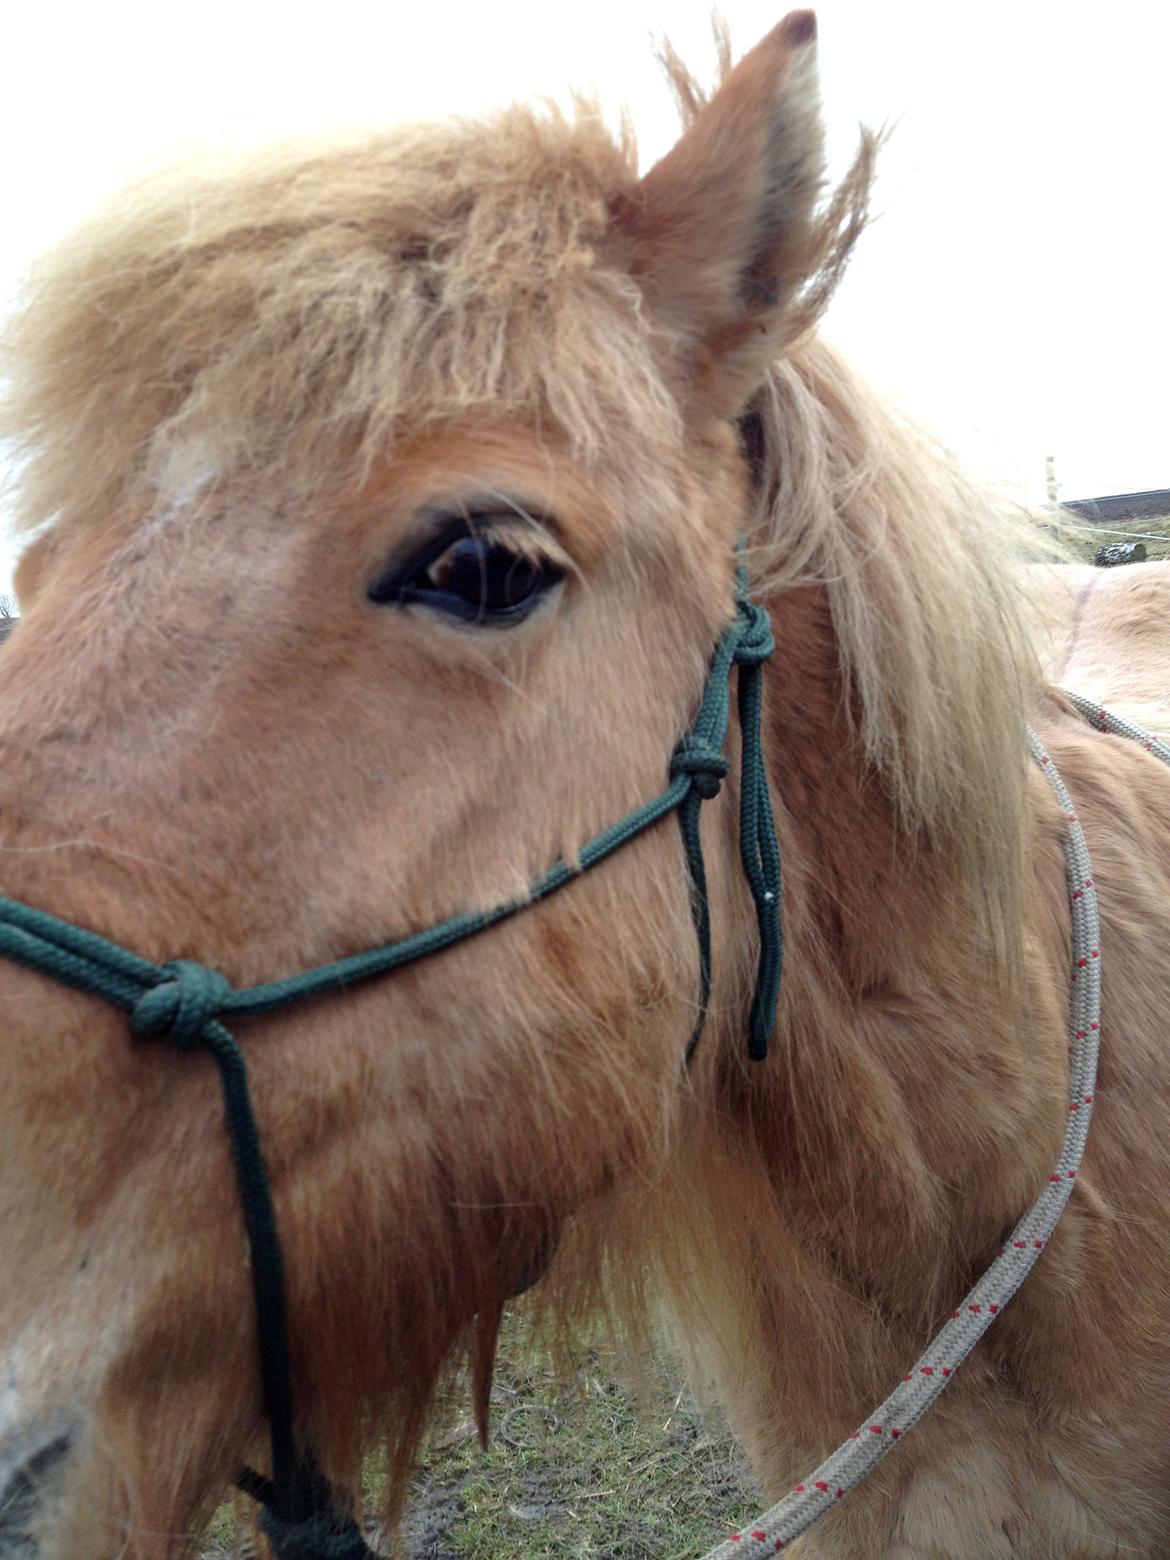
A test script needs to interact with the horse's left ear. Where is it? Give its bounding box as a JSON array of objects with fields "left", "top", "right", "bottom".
[{"left": 613, "top": 11, "right": 826, "bottom": 415}]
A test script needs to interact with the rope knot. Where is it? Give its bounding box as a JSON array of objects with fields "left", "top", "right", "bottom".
[
  {"left": 131, "top": 960, "right": 233, "bottom": 1048},
  {"left": 732, "top": 598, "right": 775, "bottom": 667},
  {"left": 671, "top": 738, "right": 730, "bottom": 800},
  {"left": 259, "top": 1506, "right": 375, "bottom": 1560}
]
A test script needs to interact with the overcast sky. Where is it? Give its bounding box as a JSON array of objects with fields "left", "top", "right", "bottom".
[{"left": 1, "top": 1, "right": 1166, "bottom": 592}]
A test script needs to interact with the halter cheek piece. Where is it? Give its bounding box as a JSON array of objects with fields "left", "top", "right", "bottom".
[{"left": 0, "top": 575, "right": 783, "bottom": 1560}]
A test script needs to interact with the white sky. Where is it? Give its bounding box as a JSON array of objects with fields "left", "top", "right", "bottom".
[{"left": 1, "top": 1, "right": 1167, "bottom": 592}]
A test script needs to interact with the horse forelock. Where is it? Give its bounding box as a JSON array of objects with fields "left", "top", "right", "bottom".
[{"left": 0, "top": 104, "right": 681, "bottom": 538}]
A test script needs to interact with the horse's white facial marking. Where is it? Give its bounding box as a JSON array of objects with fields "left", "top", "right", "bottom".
[{"left": 146, "top": 442, "right": 221, "bottom": 517}]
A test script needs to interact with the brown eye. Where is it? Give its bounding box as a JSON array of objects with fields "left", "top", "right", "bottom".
[
  {"left": 370, "top": 528, "right": 564, "bottom": 626},
  {"left": 427, "top": 537, "right": 550, "bottom": 616}
]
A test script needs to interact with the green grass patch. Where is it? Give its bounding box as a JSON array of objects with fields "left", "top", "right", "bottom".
[
  {"left": 203, "top": 1313, "right": 760, "bottom": 1559},
  {"left": 1055, "top": 514, "right": 1170, "bottom": 564}
]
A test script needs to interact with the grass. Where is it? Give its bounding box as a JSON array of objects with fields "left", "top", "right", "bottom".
[
  {"left": 1056, "top": 514, "right": 1170, "bottom": 564},
  {"left": 202, "top": 1312, "right": 761, "bottom": 1560}
]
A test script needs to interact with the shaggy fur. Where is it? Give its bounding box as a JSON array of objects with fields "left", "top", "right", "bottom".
[{"left": 1, "top": 13, "right": 1169, "bottom": 1560}]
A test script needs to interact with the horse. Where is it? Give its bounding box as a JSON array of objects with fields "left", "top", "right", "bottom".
[{"left": 2, "top": 12, "right": 1169, "bottom": 1558}]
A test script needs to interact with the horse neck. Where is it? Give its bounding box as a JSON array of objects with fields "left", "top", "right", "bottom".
[
  {"left": 764, "top": 583, "right": 919, "bottom": 1001},
  {"left": 708, "top": 581, "right": 1067, "bottom": 1326}
]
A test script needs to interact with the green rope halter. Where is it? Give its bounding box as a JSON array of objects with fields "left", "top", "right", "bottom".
[{"left": 0, "top": 581, "right": 782, "bottom": 1559}]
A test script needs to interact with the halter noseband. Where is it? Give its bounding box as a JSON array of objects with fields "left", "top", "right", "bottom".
[{"left": 0, "top": 572, "right": 782, "bottom": 1559}]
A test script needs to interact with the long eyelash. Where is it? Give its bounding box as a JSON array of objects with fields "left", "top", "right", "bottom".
[{"left": 430, "top": 477, "right": 580, "bottom": 585}]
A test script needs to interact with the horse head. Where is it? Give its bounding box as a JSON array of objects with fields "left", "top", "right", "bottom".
[{"left": 0, "top": 15, "right": 869, "bottom": 1556}]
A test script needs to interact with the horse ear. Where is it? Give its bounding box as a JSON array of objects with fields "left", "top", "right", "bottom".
[{"left": 614, "top": 11, "right": 826, "bottom": 414}]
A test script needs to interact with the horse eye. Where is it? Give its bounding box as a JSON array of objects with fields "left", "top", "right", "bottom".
[{"left": 370, "top": 528, "right": 564, "bottom": 626}]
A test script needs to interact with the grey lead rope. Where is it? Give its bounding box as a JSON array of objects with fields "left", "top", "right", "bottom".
[
  {"left": 698, "top": 692, "right": 1166, "bottom": 1558},
  {"left": 1058, "top": 687, "right": 1170, "bottom": 765}
]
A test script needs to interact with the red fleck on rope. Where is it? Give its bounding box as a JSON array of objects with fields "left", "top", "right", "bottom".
[
  {"left": 700, "top": 698, "right": 1169, "bottom": 1559},
  {"left": 1058, "top": 688, "right": 1170, "bottom": 764}
]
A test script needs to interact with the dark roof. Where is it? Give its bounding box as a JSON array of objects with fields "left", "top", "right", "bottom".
[{"left": 1063, "top": 489, "right": 1170, "bottom": 524}]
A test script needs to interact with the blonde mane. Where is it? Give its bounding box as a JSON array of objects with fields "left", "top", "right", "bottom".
[
  {"left": 660, "top": 27, "right": 1047, "bottom": 950},
  {"left": 746, "top": 348, "right": 1046, "bottom": 950}
]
